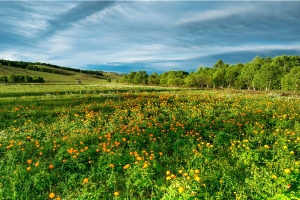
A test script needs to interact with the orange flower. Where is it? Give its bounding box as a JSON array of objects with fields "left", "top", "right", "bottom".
[
  {"left": 27, "top": 159, "right": 32, "bottom": 164},
  {"left": 48, "top": 192, "right": 55, "bottom": 199},
  {"left": 82, "top": 178, "right": 88, "bottom": 185},
  {"left": 35, "top": 162, "right": 39, "bottom": 167},
  {"left": 49, "top": 164, "right": 54, "bottom": 170},
  {"left": 26, "top": 166, "right": 31, "bottom": 171},
  {"left": 109, "top": 164, "right": 115, "bottom": 168}
]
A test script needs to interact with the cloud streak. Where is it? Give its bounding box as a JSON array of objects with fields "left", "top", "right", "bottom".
[{"left": 1, "top": 1, "right": 300, "bottom": 73}]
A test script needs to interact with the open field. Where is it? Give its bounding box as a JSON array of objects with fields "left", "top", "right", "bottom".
[{"left": 0, "top": 84, "right": 300, "bottom": 199}]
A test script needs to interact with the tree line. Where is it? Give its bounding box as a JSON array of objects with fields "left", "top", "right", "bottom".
[
  {"left": 0, "top": 59, "right": 104, "bottom": 76},
  {"left": 0, "top": 75, "right": 45, "bottom": 83},
  {"left": 119, "top": 55, "right": 300, "bottom": 91}
]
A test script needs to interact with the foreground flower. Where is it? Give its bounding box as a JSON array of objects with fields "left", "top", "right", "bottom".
[
  {"left": 178, "top": 186, "right": 185, "bottom": 193},
  {"left": 114, "top": 191, "right": 119, "bottom": 196},
  {"left": 82, "top": 178, "right": 88, "bottom": 185},
  {"left": 48, "top": 192, "right": 55, "bottom": 199},
  {"left": 284, "top": 168, "right": 291, "bottom": 174}
]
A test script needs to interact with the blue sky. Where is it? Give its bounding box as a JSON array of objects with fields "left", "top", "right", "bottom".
[{"left": 1, "top": 1, "right": 300, "bottom": 74}]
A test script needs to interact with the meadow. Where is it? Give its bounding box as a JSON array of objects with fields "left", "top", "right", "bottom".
[{"left": 0, "top": 84, "right": 299, "bottom": 199}]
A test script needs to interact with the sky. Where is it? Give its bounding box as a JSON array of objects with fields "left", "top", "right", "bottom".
[{"left": 1, "top": 1, "right": 300, "bottom": 74}]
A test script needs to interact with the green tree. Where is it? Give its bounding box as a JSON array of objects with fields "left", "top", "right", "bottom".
[
  {"left": 213, "top": 67, "right": 227, "bottom": 88},
  {"left": 281, "top": 66, "right": 300, "bottom": 91},
  {"left": 7, "top": 75, "right": 16, "bottom": 83},
  {"left": 252, "top": 63, "right": 283, "bottom": 90},
  {"left": 127, "top": 71, "right": 136, "bottom": 84},
  {"left": 134, "top": 71, "right": 148, "bottom": 84},
  {"left": 148, "top": 72, "right": 160, "bottom": 85},
  {"left": 225, "top": 63, "right": 243, "bottom": 88},
  {"left": 120, "top": 75, "right": 128, "bottom": 83}
]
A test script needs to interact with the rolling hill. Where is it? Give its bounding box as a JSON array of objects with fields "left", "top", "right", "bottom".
[{"left": 0, "top": 60, "right": 122, "bottom": 84}]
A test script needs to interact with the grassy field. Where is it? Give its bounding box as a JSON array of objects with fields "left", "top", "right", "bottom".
[
  {"left": 0, "top": 84, "right": 300, "bottom": 199},
  {"left": 0, "top": 65, "right": 122, "bottom": 84}
]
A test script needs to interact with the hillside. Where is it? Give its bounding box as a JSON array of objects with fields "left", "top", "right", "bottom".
[{"left": 0, "top": 61, "right": 122, "bottom": 84}]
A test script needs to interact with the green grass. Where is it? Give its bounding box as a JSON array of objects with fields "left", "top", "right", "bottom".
[
  {"left": 0, "top": 85, "right": 299, "bottom": 199},
  {"left": 0, "top": 65, "right": 122, "bottom": 84}
]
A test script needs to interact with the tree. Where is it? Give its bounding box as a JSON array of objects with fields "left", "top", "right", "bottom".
[
  {"left": 148, "top": 72, "right": 160, "bottom": 85},
  {"left": 107, "top": 77, "right": 111, "bottom": 83},
  {"left": 212, "top": 67, "right": 227, "bottom": 88},
  {"left": 213, "top": 59, "right": 225, "bottom": 69},
  {"left": 281, "top": 66, "right": 300, "bottom": 91},
  {"left": 120, "top": 75, "right": 128, "bottom": 83},
  {"left": 185, "top": 73, "right": 211, "bottom": 87},
  {"left": 127, "top": 71, "right": 136, "bottom": 84},
  {"left": 252, "top": 63, "right": 283, "bottom": 90},
  {"left": 134, "top": 71, "right": 148, "bottom": 84},
  {"left": 239, "top": 62, "right": 260, "bottom": 90},
  {"left": 225, "top": 63, "right": 243, "bottom": 88},
  {"left": 7, "top": 75, "right": 16, "bottom": 83}
]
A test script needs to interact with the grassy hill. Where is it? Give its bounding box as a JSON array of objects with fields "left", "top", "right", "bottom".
[{"left": 0, "top": 64, "right": 122, "bottom": 84}]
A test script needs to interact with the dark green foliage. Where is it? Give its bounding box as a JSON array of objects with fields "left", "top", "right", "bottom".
[{"left": 0, "top": 74, "right": 44, "bottom": 83}]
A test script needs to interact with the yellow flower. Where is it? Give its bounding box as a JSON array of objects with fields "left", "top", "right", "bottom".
[
  {"left": 109, "top": 163, "right": 115, "bottom": 168},
  {"left": 48, "top": 192, "right": 55, "bottom": 199},
  {"left": 142, "top": 163, "right": 148, "bottom": 169},
  {"left": 284, "top": 168, "right": 291, "bottom": 174},
  {"left": 195, "top": 169, "right": 200, "bottom": 174},
  {"left": 114, "top": 191, "right": 119, "bottom": 196},
  {"left": 272, "top": 175, "right": 277, "bottom": 179},
  {"left": 178, "top": 186, "right": 185, "bottom": 193},
  {"left": 166, "top": 171, "right": 171, "bottom": 175},
  {"left": 171, "top": 174, "right": 176, "bottom": 179},
  {"left": 166, "top": 176, "right": 171, "bottom": 181},
  {"left": 35, "top": 162, "right": 39, "bottom": 167},
  {"left": 194, "top": 176, "right": 201, "bottom": 182},
  {"left": 26, "top": 166, "right": 31, "bottom": 171},
  {"left": 27, "top": 159, "right": 32, "bottom": 164}
]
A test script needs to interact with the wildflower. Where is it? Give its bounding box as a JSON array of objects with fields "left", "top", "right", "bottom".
[
  {"left": 166, "top": 176, "right": 171, "bottom": 181},
  {"left": 35, "top": 162, "right": 39, "bottom": 167},
  {"left": 290, "top": 151, "right": 295, "bottom": 155},
  {"left": 123, "top": 164, "right": 130, "bottom": 170},
  {"left": 195, "top": 169, "right": 200, "bottom": 174},
  {"left": 178, "top": 186, "right": 185, "bottom": 193},
  {"left": 284, "top": 168, "right": 291, "bottom": 174},
  {"left": 48, "top": 192, "right": 55, "bottom": 199},
  {"left": 272, "top": 175, "right": 277, "bottom": 179},
  {"left": 82, "top": 178, "right": 88, "bottom": 185},
  {"left": 114, "top": 191, "right": 119, "bottom": 196},
  {"left": 194, "top": 176, "right": 201, "bottom": 182},
  {"left": 171, "top": 174, "right": 176, "bottom": 179},
  {"left": 26, "top": 166, "right": 31, "bottom": 171},
  {"left": 166, "top": 171, "right": 171, "bottom": 175},
  {"left": 178, "top": 169, "right": 183, "bottom": 174},
  {"left": 27, "top": 159, "right": 32, "bottom": 164},
  {"left": 142, "top": 163, "right": 148, "bottom": 169},
  {"left": 109, "top": 163, "right": 115, "bottom": 168},
  {"left": 49, "top": 164, "right": 54, "bottom": 170}
]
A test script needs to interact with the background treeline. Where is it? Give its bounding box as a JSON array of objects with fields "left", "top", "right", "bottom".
[
  {"left": 0, "top": 59, "right": 104, "bottom": 76},
  {"left": 0, "top": 75, "right": 45, "bottom": 83},
  {"left": 120, "top": 55, "right": 300, "bottom": 91}
]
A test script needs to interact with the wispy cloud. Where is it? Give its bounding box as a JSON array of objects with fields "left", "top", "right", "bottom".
[{"left": 1, "top": 1, "right": 300, "bottom": 73}]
